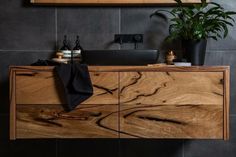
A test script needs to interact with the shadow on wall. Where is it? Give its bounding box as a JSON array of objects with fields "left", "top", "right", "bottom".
[
  {"left": 0, "top": 73, "right": 10, "bottom": 114},
  {"left": 119, "top": 139, "right": 183, "bottom": 157},
  {"left": 56, "top": 138, "right": 185, "bottom": 157}
]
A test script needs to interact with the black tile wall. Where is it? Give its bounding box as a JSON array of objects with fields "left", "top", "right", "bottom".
[
  {"left": 183, "top": 117, "right": 236, "bottom": 157},
  {"left": 207, "top": 0, "right": 236, "bottom": 51},
  {"left": 0, "top": 0, "right": 236, "bottom": 157},
  {"left": 57, "top": 139, "right": 119, "bottom": 157},
  {"left": 0, "top": 1, "right": 55, "bottom": 51},
  {"left": 8, "top": 140, "right": 57, "bottom": 157},
  {"left": 0, "top": 115, "right": 9, "bottom": 140},
  {"left": 119, "top": 139, "right": 183, "bottom": 157},
  {"left": 57, "top": 7, "right": 120, "bottom": 50}
]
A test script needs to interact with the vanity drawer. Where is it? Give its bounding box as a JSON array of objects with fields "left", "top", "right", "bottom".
[
  {"left": 119, "top": 71, "right": 224, "bottom": 138},
  {"left": 119, "top": 104, "right": 223, "bottom": 138},
  {"left": 119, "top": 72, "right": 223, "bottom": 105},
  {"left": 15, "top": 70, "right": 118, "bottom": 105},
  {"left": 16, "top": 103, "right": 119, "bottom": 138}
]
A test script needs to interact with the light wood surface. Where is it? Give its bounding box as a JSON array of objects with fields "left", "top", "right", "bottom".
[
  {"left": 119, "top": 104, "right": 223, "bottom": 138},
  {"left": 16, "top": 104, "right": 118, "bottom": 138},
  {"left": 30, "top": 0, "right": 203, "bottom": 5},
  {"left": 9, "top": 66, "right": 229, "bottom": 140},
  {"left": 10, "top": 69, "right": 16, "bottom": 140},
  {"left": 15, "top": 71, "right": 118, "bottom": 105},
  {"left": 10, "top": 65, "right": 229, "bottom": 72},
  {"left": 120, "top": 72, "right": 223, "bottom": 105},
  {"left": 224, "top": 68, "right": 230, "bottom": 140}
]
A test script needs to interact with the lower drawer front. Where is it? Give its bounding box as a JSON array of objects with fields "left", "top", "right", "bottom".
[
  {"left": 119, "top": 104, "right": 223, "bottom": 139},
  {"left": 16, "top": 104, "right": 119, "bottom": 138}
]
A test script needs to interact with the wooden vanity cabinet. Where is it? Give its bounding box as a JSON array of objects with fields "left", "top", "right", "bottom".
[{"left": 9, "top": 66, "right": 230, "bottom": 140}]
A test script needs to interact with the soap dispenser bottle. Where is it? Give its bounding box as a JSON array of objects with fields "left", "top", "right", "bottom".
[
  {"left": 60, "top": 35, "right": 71, "bottom": 58},
  {"left": 72, "top": 35, "right": 83, "bottom": 60}
]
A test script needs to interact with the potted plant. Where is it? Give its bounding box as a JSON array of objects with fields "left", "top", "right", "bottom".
[{"left": 150, "top": 0, "right": 236, "bottom": 65}]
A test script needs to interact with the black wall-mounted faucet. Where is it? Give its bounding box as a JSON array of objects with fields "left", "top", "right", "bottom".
[{"left": 114, "top": 34, "right": 143, "bottom": 49}]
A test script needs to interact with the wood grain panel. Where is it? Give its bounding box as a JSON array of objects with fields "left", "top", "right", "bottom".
[
  {"left": 83, "top": 72, "right": 118, "bottom": 104},
  {"left": 15, "top": 71, "right": 118, "bottom": 105},
  {"left": 10, "top": 65, "right": 229, "bottom": 73},
  {"left": 120, "top": 72, "right": 223, "bottom": 105},
  {"left": 10, "top": 69, "right": 16, "bottom": 140},
  {"left": 119, "top": 104, "right": 223, "bottom": 138},
  {"left": 16, "top": 104, "right": 118, "bottom": 138}
]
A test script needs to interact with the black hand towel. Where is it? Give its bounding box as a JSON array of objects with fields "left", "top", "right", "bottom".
[{"left": 54, "top": 64, "right": 93, "bottom": 111}]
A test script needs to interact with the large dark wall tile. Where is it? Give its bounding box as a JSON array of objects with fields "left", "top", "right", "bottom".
[
  {"left": 9, "top": 140, "right": 56, "bottom": 157},
  {"left": 57, "top": 139, "right": 119, "bottom": 157},
  {"left": 120, "top": 139, "right": 183, "bottom": 157},
  {"left": 184, "top": 140, "right": 236, "bottom": 157},
  {"left": 0, "top": 115, "right": 9, "bottom": 140},
  {"left": 0, "top": 140, "right": 10, "bottom": 157},
  {"left": 0, "top": 0, "right": 55, "bottom": 50},
  {"left": 120, "top": 7, "right": 166, "bottom": 49},
  {"left": 221, "top": 51, "right": 236, "bottom": 114},
  {"left": 204, "top": 51, "right": 223, "bottom": 66},
  {"left": 120, "top": 7, "right": 181, "bottom": 63},
  {"left": 57, "top": 7, "right": 120, "bottom": 50},
  {"left": 207, "top": 0, "right": 236, "bottom": 51},
  {"left": 0, "top": 51, "right": 54, "bottom": 114}
]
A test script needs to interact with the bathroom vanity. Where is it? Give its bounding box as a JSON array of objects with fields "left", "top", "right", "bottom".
[{"left": 9, "top": 66, "right": 229, "bottom": 140}]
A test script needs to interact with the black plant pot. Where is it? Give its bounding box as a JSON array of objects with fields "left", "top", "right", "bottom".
[{"left": 182, "top": 39, "right": 207, "bottom": 66}]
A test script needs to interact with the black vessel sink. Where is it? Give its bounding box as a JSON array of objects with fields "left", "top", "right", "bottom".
[{"left": 81, "top": 49, "right": 159, "bottom": 65}]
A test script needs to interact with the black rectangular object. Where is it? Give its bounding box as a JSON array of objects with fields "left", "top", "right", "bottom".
[{"left": 81, "top": 49, "right": 159, "bottom": 66}]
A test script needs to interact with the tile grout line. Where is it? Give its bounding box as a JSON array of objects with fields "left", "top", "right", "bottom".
[{"left": 55, "top": 7, "right": 58, "bottom": 50}]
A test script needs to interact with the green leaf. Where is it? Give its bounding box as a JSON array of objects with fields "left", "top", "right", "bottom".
[{"left": 150, "top": 0, "right": 236, "bottom": 41}]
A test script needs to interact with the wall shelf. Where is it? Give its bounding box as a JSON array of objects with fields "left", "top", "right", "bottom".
[{"left": 30, "top": 0, "right": 204, "bottom": 5}]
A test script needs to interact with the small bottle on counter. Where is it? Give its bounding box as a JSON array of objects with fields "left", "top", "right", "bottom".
[
  {"left": 166, "top": 50, "right": 176, "bottom": 65},
  {"left": 72, "top": 35, "right": 83, "bottom": 61},
  {"left": 60, "top": 35, "right": 71, "bottom": 58}
]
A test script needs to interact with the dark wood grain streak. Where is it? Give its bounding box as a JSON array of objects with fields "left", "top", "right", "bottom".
[
  {"left": 120, "top": 104, "right": 223, "bottom": 138},
  {"left": 120, "top": 72, "right": 224, "bottom": 105},
  {"left": 137, "top": 115, "right": 186, "bottom": 125},
  {"left": 122, "top": 85, "right": 165, "bottom": 104},
  {"left": 120, "top": 72, "right": 142, "bottom": 94},
  {"left": 16, "top": 104, "right": 119, "bottom": 138}
]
